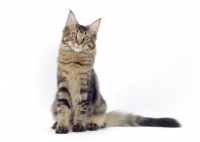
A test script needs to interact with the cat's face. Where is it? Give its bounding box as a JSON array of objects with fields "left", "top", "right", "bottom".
[{"left": 62, "top": 11, "right": 101, "bottom": 53}]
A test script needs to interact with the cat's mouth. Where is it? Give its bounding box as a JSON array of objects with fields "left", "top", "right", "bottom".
[
  {"left": 72, "top": 47, "right": 82, "bottom": 52},
  {"left": 68, "top": 45, "right": 82, "bottom": 52}
]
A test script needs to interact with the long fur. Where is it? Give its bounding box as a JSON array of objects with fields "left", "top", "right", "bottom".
[
  {"left": 105, "top": 111, "right": 180, "bottom": 127},
  {"left": 51, "top": 11, "right": 181, "bottom": 134}
]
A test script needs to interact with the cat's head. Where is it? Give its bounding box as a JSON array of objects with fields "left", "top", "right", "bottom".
[{"left": 61, "top": 10, "right": 101, "bottom": 53}]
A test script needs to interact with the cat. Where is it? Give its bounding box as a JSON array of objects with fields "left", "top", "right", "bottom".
[{"left": 51, "top": 10, "right": 181, "bottom": 134}]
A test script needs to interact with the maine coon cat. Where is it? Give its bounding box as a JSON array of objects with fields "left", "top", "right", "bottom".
[{"left": 51, "top": 10, "right": 180, "bottom": 134}]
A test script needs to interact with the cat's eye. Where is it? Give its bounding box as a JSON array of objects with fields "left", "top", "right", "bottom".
[
  {"left": 83, "top": 36, "right": 89, "bottom": 41},
  {"left": 71, "top": 32, "right": 77, "bottom": 38}
]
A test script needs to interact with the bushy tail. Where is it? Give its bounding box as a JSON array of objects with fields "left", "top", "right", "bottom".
[{"left": 105, "top": 111, "right": 181, "bottom": 128}]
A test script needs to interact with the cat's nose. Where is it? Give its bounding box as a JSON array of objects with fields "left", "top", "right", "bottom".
[{"left": 76, "top": 40, "right": 82, "bottom": 45}]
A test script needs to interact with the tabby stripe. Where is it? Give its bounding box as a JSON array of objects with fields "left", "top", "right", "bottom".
[
  {"left": 58, "top": 87, "right": 69, "bottom": 93},
  {"left": 78, "top": 100, "right": 91, "bottom": 107},
  {"left": 58, "top": 99, "right": 71, "bottom": 108},
  {"left": 81, "top": 63, "right": 92, "bottom": 66},
  {"left": 80, "top": 88, "right": 88, "bottom": 94},
  {"left": 88, "top": 44, "right": 95, "bottom": 49},
  {"left": 79, "top": 100, "right": 87, "bottom": 104},
  {"left": 82, "top": 102, "right": 90, "bottom": 107},
  {"left": 65, "top": 33, "right": 70, "bottom": 36},
  {"left": 83, "top": 107, "right": 88, "bottom": 110},
  {"left": 80, "top": 111, "right": 86, "bottom": 114}
]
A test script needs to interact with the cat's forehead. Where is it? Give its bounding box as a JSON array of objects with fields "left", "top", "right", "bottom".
[
  {"left": 63, "top": 24, "right": 92, "bottom": 36},
  {"left": 78, "top": 25, "right": 87, "bottom": 33}
]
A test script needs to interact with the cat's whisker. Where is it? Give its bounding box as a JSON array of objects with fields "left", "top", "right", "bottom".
[
  {"left": 60, "top": 44, "right": 72, "bottom": 56},
  {"left": 86, "top": 49, "right": 94, "bottom": 57},
  {"left": 60, "top": 48, "right": 68, "bottom": 56}
]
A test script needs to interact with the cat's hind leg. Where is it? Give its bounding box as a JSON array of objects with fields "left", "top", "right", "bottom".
[
  {"left": 52, "top": 122, "right": 57, "bottom": 129},
  {"left": 86, "top": 113, "right": 106, "bottom": 131},
  {"left": 85, "top": 96, "right": 107, "bottom": 131}
]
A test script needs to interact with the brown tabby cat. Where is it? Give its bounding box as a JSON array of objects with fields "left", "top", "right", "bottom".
[{"left": 51, "top": 10, "right": 180, "bottom": 134}]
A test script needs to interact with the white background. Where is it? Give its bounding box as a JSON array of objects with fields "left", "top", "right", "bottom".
[{"left": 0, "top": 0, "right": 200, "bottom": 141}]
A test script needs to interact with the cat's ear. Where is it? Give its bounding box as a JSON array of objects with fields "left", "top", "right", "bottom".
[
  {"left": 66, "top": 10, "right": 79, "bottom": 29},
  {"left": 88, "top": 18, "right": 101, "bottom": 34}
]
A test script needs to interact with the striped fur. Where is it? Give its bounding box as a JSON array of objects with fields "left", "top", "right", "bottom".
[{"left": 51, "top": 11, "right": 180, "bottom": 134}]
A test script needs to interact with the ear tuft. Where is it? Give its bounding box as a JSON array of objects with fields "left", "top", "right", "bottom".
[
  {"left": 66, "top": 11, "right": 78, "bottom": 29},
  {"left": 88, "top": 18, "right": 101, "bottom": 34}
]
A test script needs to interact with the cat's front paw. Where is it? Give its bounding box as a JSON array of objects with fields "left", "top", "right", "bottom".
[
  {"left": 56, "top": 125, "right": 69, "bottom": 134},
  {"left": 73, "top": 123, "right": 86, "bottom": 132}
]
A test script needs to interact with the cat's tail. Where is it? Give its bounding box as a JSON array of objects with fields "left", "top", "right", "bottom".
[{"left": 105, "top": 111, "right": 181, "bottom": 128}]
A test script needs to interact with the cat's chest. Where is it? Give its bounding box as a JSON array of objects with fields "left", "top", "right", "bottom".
[
  {"left": 66, "top": 70, "right": 80, "bottom": 90},
  {"left": 58, "top": 63, "right": 90, "bottom": 106},
  {"left": 67, "top": 72, "right": 81, "bottom": 91},
  {"left": 66, "top": 72, "right": 84, "bottom": 108}
]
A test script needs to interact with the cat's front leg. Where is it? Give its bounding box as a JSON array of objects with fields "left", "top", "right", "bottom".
[
  {"left": 56, "top": 87, "right": 71, "bottom": 134},
  {"left": 73, "top": 90, "right": 91, "bottom": 132}
]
